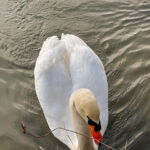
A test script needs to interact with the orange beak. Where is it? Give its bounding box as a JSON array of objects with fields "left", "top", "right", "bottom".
[{"left": 89, "top": 125, "right": 103, "bottom": 145}]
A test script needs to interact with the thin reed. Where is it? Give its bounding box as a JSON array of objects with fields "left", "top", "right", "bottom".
[{"left": 20, "top": 122, "right": 127, "bottom": 150}]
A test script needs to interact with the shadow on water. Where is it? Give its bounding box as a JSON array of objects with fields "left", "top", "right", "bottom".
[{"left": 0, "top": 0, "right": 150, "bottom": 149}]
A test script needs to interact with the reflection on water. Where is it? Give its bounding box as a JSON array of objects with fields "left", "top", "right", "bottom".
[{"left": 0, "top": 0, "right": 150, "bottom": 149}]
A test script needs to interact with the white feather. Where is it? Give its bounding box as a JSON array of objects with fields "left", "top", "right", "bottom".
[{"left": 34, "top": 34, "right": 108, "bottom": 149}]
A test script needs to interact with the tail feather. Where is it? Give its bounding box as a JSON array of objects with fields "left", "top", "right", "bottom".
[{"left": 61, "top": 34, "right": 88, "bottom": 56}]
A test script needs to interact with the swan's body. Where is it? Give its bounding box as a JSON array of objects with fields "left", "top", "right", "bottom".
[{"left": 34, "top": 34, "right": 108, "bottom": 150}]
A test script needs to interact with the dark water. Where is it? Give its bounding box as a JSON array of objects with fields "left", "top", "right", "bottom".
[{"left": 0, "top": 0, "right": 150, "bottom": 150}]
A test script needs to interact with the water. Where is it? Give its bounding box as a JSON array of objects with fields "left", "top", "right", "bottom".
[{"left": 0, "top": 0, "right": 150, "bottom": 149}]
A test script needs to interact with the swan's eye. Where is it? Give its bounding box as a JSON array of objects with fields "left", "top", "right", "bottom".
[{"left": 87, "top": 116, "right": 101, "bottom": 131}]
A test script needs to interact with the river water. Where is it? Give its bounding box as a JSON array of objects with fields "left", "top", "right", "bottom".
[{"left": 0, "top": 0, "right": 150, "bottom": 150}]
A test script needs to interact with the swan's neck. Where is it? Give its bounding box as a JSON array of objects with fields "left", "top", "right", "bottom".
[{"left": 70, "top": 103, "right": 95, "bottom": 150}]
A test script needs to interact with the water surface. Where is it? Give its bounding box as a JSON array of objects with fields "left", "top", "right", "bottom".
[{"left": 0, "top": 0, "right": 150, "bottom": 149}]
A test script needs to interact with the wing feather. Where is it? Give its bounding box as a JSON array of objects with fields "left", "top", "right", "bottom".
[{"left": 34, "top": 34, "right": 108, "bottom": 149}]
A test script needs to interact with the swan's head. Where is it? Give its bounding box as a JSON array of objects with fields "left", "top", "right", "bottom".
[{"left": 70, "top": 89, "right": 103, "bottom": 145}]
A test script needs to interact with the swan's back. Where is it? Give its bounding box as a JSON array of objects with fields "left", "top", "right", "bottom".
[{"left": 34, "top": 34, "right": 108, "bottom": 149}]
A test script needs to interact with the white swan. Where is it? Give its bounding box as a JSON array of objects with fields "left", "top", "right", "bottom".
[{"left": 34, "top": 34, "right": 108, "bottom": 150}]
